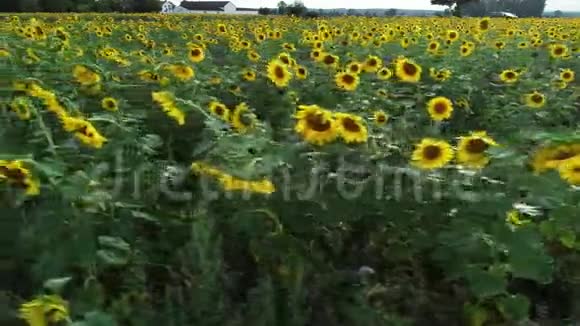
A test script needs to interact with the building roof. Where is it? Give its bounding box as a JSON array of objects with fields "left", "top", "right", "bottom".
[{"left": 179, "top": 1, "right": 232, "bottom": 11}]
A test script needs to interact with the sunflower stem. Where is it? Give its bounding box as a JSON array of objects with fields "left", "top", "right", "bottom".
[{"left": 34, "top": 108, "right": 58, "bottom": 157}]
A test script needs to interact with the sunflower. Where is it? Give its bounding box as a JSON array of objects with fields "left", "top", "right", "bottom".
[
  {"left": 427, "top": 96, "right": 453, "bottom": 121},
  {"left": 550, "top": 44, "right": 568, "bottom": 58},
  {"left": 166, "top": 64, "right": 195, "bottom": 81},
  {"left": 363, "top": 55, "right": 382, "bottom": 73},
  {"left": 294, "top": 105, "right": 338, "bottom": 146},
  {"left": 523, "top": 91, "right": 546, "bottom": 109},
  {"left": 500, "top": 69, "right": 519, "bottom": 84},
  {"left": 459, "top": 44, "right": 474, "bottom": 57},
  {"left": 101, "top": 97, "right": 118, "bottom": 112},
  {"left": 321, "top": 53, "right": 339, "bottom": 68},
  {"left": 208, "top": 101, "right": 230, "bottom": 121},
  {"left": 248, "top": 51, "right": 261, "bottom": 62},
  {"left": 19, "top": 295, "right": 69, "bottom": 326},
  {"left": 411, "top": 138, "right": 454, "bottom": 170},
  {"left": 478, "top": 18, "right": 490, "bottom": 31},
  {"left": 558, "top": 156, "right": 580, "bottom": 185},
  {"left": 295, "top": 65, "right": 308, "bottom": 79},
  {"left": 494, "top": 41, "right": 506, "bottom": 50},
  {"left": 373, "top": 110, "right": 389, "bottom": 125},
  {"left": 429, "top": 68, "right": 452, "bottom": 82},
  {"left": 334, "top": 113, "right": 368, "bottom": 144},
  {"left": 242, "top": 69, "right": 257, "bottom": 81},
  {"left": 335, "top": 72, "right": 360, "bottom": 91},
  {"left": 151, "top": 91, "right": 185, "bottom": 126},
  {"left": 560, "top": 69, "right": 575, "bottom": 83},
  {"left": 457, "top": 131, "right": 498, "bottom": 168},
  {"left": 9, "top": 97, "right": 32, "bottom": 120},
  {"left": 395, "top": 57, "right": 422, "bottom": 83},
  {"left": 310, "top": 50, "right": 323, "bottom": 62},
  {"left": 446, "top": 30, "right": 459, "bottom": 42},
  {"left": 267, "top": 59, "right": 292, "bottom": 88},
  {"left": 376, "top": 67, "right": 393, "bottom": 80},
  {"left": 346, "top": 62, "right": 362, "bottom": 75},
  {"left": 531, "top": 144, "right": 580, "bottom": 173},
  {"left": 427, "top": 41, "right": 440, "bottom": 53},
  {"left": 231, "top": 103, "right": 256, "bottom": 133},
  {"left": 188, "top": 46, "right": 205, "bottom": 63},
  {"left": 72, "top": 65, "right": 101, "bottom": 86}
]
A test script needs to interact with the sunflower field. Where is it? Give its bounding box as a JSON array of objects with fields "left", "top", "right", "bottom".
[{"left": 0, "top": 12, "right": 579, "bottom": 326}]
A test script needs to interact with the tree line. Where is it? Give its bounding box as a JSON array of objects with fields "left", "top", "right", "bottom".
[
  {"left": 431, "top": 0, "right": 547, "bottom": 17},
  {"left": 0, "top": 0, "right": 161, "bottom": 13}
]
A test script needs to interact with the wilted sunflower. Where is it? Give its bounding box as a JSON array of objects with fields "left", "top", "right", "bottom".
[
  {"left": 457, "top": 131, "right": 498, "bottom": 169},
  {"left": 500, "top": 69, "right": 519, "bottom": 84},
  {"left": 560, "top": 69, "right": 575, "bottom": 83},
  {"left": 335, "top": 72, "right": 359, "bottom": 91},
  {"left": 373, "top": 110, "right": 389, "bottom": 125},
  {"left": 231, "top": 103, "right": 256, "bottom": 133},
  {"left": 395, "top": 57, "right": 422, "bottom": 83},
  {"left": 411, "top": 138, "right": 454, "bottom": 170},
  {"left": 208, "top": 101, "right": 230, "bottom": 121},
  {"left": 523, "top": 91, "right": 546, "bottom": 109},
  {"left": 334, "top": 113, "right": 368, "bottom": 144},
  {"left": 294, "top": 104, "right": 338, "bottom": 146},
  {"left": 427, "top": 96, "right": 453, "bottom": 121},
  {"left": 558, "top": 156, "right": 580, "bottom": 185},
  {"left": 267, "top": 59, "right": 292, "bottom": 88},
  {"left": 101, "top": 97, "right": 118, "bottom": 112},
  {"left": 188, "top": 46, "right": 205, "bottom": 62}
]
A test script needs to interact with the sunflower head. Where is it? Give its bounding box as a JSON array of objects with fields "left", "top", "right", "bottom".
[
  {"left": 188, "top": 46, "right": 205, "bottom": 62},
  {"left": 560, "top": 69, "right": 575, "bottom": 83},
  {"left": 335, "top": 72, "right": 359, "bottom": 91},
  {"left": 267, "top": 59, "right": 292, "bottom": 88},
  {"left": 209, "top": 101, "right": 230, "bottom": 121},
  {"left": 294, "top": 105, "right": 338, "bottom": 146},
  {"left": 500, "top": 69, "right": 519, "bottom": 84},
  {"left": 373, "top": 110, "right": 389, "bottom": 125},
  {"left": 457, "top": 131, "right": 498, "bottom": 169},
  {"left": 231, "top": 103, "right": 256, "bottom": 133},
  {"left": 558, "top": 156, "right": 580, "bottom": 185},
  {"left": 412, "top": 138, "right": 454, "bottom": 170},
  {"left": 524, "top": 91, "right": 546, "bottom": 109},
  {"left": 334, "top": 112, "right": 368, "bottom": 144},
  {"left": 395, "top": 58, "right": 422, "bottom": 83},
  {"left": 101, "top": 97, "right": 119, "bottom": 112},
  {"left": 427, "top": 96, "right": 453, "bottom": 121}
]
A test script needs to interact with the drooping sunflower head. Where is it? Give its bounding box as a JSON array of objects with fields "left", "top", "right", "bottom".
[
  {"left": 500, "top": 69, "right": 519, "bottom": 84},
  {"left": 167, "top": 64, "right": 195, "bottom": 81},
  {"left": 411, "top": 138, "right": 454, "bottom": 170},
  {"left": 294, "top": 105, "right": 338, "bottom": 146},
  {"left": 334, "top": 112, "right": 368, "bottom": 144},
  {"left": 457, "top": 131, "right": 498, "bottom": 169},
  {"left": 395, "top": 57, "right": 422, "bottom": 83},
  {"left": 376, "top": 67, "right": 393, "bottom": 80},
  {"left": 266, "top": 59, "right": 292, "bottom": 88},
  {"left": 335, "top": 72, "right": 360, "bottom": 91},
  {"left": 231, "top": 103, "right": 256, "bottom": 133},
  {"left": 531, "top": 144, "right": 580, "bottom": 173},
  {"left": 524, "top": 91, "right": 546, "bottom": 109},
  {"left": 427, "top": 96, "right": 453, "bottom": 121},
  {"left": 101, "top": 97, "right": 119, "bottom": 112},
  {"left": 242, "top": 69, "right": 257, "bottom": 81}
]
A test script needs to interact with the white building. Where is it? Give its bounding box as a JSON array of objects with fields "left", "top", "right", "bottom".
[{"left": 160, "top": 1, "right": 259, "bottom": 15}]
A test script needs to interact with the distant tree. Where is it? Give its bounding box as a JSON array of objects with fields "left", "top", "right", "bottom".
[
  {"left": 126, "top": 0, "right": 161, "bottom": 12},
  {"left": 277, "top": 1, "right": 287, "bottom": 14},
  {"left": 258, "top": 7, "right": 272, "bottom": 15},
  {"left": 553, "top": 10, "right": 563, "bottom": 17},
  {"left": 384, "top": 8, "right": 397, "bottom": 16},
  {"left": 94, "top": 0, "right": 123, "bottom": 12},
  {"left": 0, "top": 0, "right": 20, "bottom": 11},
  {"left": 346, "top": 8, "right": 357, "bottom": 16},
  {"left": 287, "top": 1, "right": 307, "bottom": 16},
  {"left": 39, "top": 0, "right": 74, "bottom": 12}
]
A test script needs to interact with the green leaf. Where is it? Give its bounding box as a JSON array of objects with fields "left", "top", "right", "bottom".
[
  {"left": 559, "top": 230, "right": 576, "bottom": 249},
  {"left": 71, "top": 311, "right": 118, "bottom": 326},
  {"left": 98, "top": 236, "right": 130, "bottom": 252},
  {"left": 96, "top": 250, "right": 128, "bottom": 267},
  {"left": 43, "top": 276, "right": 72, "bottom": 293},
  {"left": 465, "top": 267, "right": 507, "bottom": 299},
  {"left": 497, "top": 294, "right": 530, "bottom": 321}
]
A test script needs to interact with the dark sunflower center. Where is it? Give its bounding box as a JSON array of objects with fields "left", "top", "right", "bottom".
[
  {"left": 449, "top": 32, "right": 457, "bottom": 39},
  {"left": 368, "top": 59, "right": 377, "bottom": 67},
  {"left": 280, "top": 57, "right": 290, "bottom": 65},
  {"left": 377, "top": 114, "right": 386, "bottom": 122},
  {"left": 563, "top": 72, "right": 571, "bottom": 79},
  {"left": 505, "top": 72, "right": 516, "bottom": 79},
  {"left": 215, "top": 106, "right": 224, "bottom": 116},
  {"left": 274, "top": 66, "right": 286, "bottom": 79},
  {"left": 342, "top": 74, "right": 355, "bottom": 85},
  {"left": 403, "top": 62, "right": 417, "bottom": 76},
  {"left": 430, "top": 43, "right": 437, "bottom": 49},
  {"left": 105, "top": 100, "right": 115, "bottom": 108},
  {"left": 573, "top": 167, "right": 580, "bottom": 173},
  {"left": 191, "top": 49, "right": 201, "bottom": 57},
  {"left": 554, "top": 47, "right": 564, "bottom": 55},
  {"left": 531, "top": 94, "right": 543, "bottom": 103},
  {"left": 341, "top": 117, "right": 360, "bottom": 132},
  {"left": 306, "top": 113, "right": 331, "bottom": 132},
  {"left": 423, "top": 145, "right": 442, "bottom": 160},
  {"left": 323, "top": 55, "right": 336, "bottom": 65},
  {"left": 462, "top": 47, "right": 468, "bottom": 53},
  {"left": 298, "top": 68, "right": 305, "bottom": 74},
  {"left": 433, "top": 102, "right": 448, "bottom": 114},
  {"left": 480, "top": 20, "right": 489, "bottom": 29},
  {"left": 350, "top": 65, "right": 359, "bottom": 73},
  {"left": 466, "top": 139, "right": 488, "bottom": 154},
  {"left": 553, "top": 150, "right": 575, "bottom": 161}
]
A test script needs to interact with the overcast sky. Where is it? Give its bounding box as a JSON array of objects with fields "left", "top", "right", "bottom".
[{"left": 169, "top": 0, "right": 580, "bottom": 11}]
